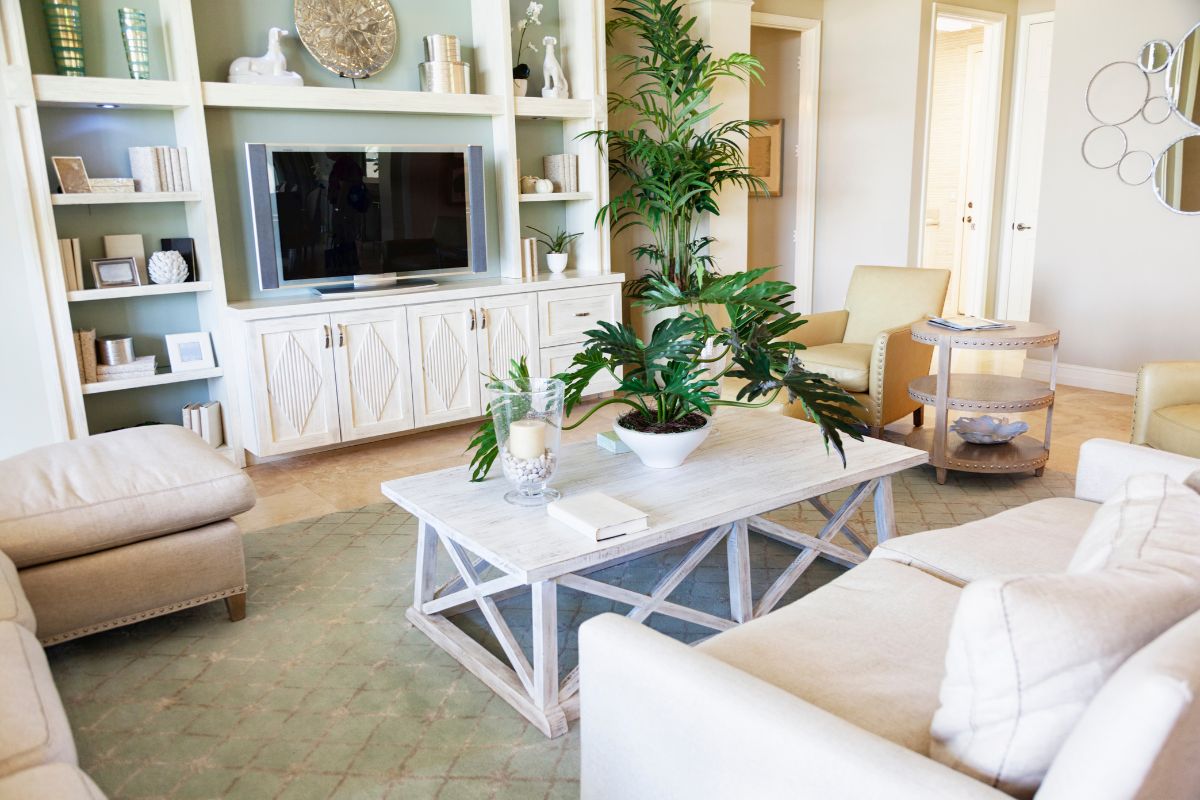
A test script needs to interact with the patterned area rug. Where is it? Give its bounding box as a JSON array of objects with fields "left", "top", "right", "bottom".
[{"left": 48, "top": 465, "right": 1074, "bottom": 799}]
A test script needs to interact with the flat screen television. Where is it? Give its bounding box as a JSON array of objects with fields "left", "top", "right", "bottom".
[{"left": 246, "top": 144, "right": 487, "bottom": 296}]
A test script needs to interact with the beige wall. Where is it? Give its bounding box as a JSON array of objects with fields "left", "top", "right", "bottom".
[{"left": 1029, "top": 0, "right": 1200, "bottom": 372}]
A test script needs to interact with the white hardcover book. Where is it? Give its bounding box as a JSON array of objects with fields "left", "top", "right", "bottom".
[
  {"left": 168, "top": 148, "right": 184, "bottom": 193},
  {"left": 199, "top": 401, "right": 224, "bottom": 447},
  {"left": 154, "top": 147, "right": 171, "bottom": 191},
  {"left": 128, "top": 146, "right": 160, "bottom": 192},
  {"left": 189, "top": 404, "right": 202, "bottom": 432},
  {"left": 59, "top": 239, "right": 76, "bottom": 291},
  {"left": 547, "top": 492, "right": 649, "bottom": 541},
  {"left": 72, "top": 331, "right": 84, "bottom": 381},
  {"left": 179, "top": 147, "right": 193, "bottom": 191},
  {"left": 182, "top": 403, "right": 194, "bottom": 431},
  {"left": 71, "top": 238, "right": 83, "bottom": 290}
]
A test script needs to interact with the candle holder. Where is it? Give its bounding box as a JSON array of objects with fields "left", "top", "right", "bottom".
[{"left": 489, "top": 377, "right": 565, "bottom": 507}]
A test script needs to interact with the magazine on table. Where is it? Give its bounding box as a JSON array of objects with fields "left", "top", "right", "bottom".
[{"left": 927, "top": 315, "right": 1014, "bottom": 332}]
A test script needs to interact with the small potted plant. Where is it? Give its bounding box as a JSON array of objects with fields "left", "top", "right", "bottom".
[
  {"left": 527, "top": 225, "right": 582, "bottom": 274},
  {"left": 512, "top": 2, "right": 543, "bottom": 96}
]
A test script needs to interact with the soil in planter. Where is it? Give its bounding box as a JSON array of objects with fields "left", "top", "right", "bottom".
[{"left": 617, "top": 411, "right": 708, "bottom": 435}]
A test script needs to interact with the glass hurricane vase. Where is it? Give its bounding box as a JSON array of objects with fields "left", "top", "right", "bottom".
[{"left": 490, "top": 377, "right": 564, "bottom": 506}]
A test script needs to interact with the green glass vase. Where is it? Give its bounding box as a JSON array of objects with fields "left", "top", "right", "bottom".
[
  {"left": 118, "top": 8, "right": 150, "bottom": 80},
  {"left": 42, "top": 0, "right": 84, "bottom": 77}
]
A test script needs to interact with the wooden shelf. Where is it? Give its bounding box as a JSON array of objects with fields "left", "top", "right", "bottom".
[
  {"left": 519, "top": 192, "right": 593, "bottom": 203},
  {"left": 33, "top": 75, "right": 189, "bottom": 110},
  {"left": 515, "top": 96, "right": 594, "bottom": 119},
  {"left": 81, "top": 367, "right": 223, "bottom": 395},
  {"left": 905, "top": 427, "right": 1049, "bottom": 475},
  {"left": 67, "top": 282, "right": 212, "bottom": 302},
  {"left": 50, "top": 192, "right": 201, "bottom": 206},
  {"left": 201, "top": 82, "right": 504, "bottom": 117},
  {"left": 907, "top": 374, "right": 1054, "bottom": 412}
]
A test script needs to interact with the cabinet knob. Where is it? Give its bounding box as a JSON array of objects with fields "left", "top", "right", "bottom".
[{"left": 574, "top": 311, "right": 591, "bottom": 317}]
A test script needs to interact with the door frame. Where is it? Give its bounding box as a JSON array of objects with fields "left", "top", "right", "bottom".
[
  {"left": 995, "top": 11, "right": 1054, "bottom": 321},
  {"left": 749, "top": 11, "right": 821, "bottom": 314},
  {"left": 915, "top": 3, "right": 1008, "bottom": 318}
]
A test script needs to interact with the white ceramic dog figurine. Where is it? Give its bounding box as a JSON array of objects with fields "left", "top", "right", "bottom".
[
  {"left": 228, "top": 27, "right": 303, "bottom": 86},
  {"left": 541, "top": 36, "right": 569, "bottom": 99}
]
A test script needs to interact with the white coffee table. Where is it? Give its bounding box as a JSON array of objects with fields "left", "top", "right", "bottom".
[{"left": 381, "top": 410, "right": 927, "bottom": 737}]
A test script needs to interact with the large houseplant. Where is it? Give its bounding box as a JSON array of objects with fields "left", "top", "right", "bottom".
[{"left": 467, "top": 0, "right": 862, "bottom": 479}]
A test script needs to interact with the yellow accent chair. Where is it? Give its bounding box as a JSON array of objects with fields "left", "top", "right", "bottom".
[
  {"left": 1132, "top": 361, "right": 1200, "bottom": 458},
  {"left": 779, "top": 266, "right": 951, "bottom": 436}
]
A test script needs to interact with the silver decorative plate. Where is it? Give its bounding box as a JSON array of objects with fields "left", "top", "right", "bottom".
[{"left": 294, "top": 0, "right": 398, "bottom": 79}]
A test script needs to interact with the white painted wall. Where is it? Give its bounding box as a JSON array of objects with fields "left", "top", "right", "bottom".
[{"left": 1029, "top": 0, "right": 1200, "bottom": 373}]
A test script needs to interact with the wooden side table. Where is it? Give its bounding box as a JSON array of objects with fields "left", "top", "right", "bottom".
[{"left": 905, "top": 321, "right": 1060, "bottom": 484}]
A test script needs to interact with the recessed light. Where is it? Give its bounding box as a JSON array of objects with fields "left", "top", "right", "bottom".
[{"left": 97, "top": 103, "right": 120, "bottom": 109}]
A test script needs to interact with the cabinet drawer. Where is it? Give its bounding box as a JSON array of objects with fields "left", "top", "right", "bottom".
[
  {"left": 538, "top": 285, "right": 620, "bottom": 347},
  {"left": 540, "top": 343, "right": 620, "bottom": 395}
]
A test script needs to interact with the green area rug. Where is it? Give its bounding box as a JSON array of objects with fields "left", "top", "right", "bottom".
[{"left": 48, "top": 466, "right": 1073, "bottom": 799}]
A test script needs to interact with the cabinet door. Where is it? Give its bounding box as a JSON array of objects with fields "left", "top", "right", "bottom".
[
  {"left": 537, "top": 284, "right": 621, "bottom": 347},
  {"left": 476, "top": 293, "right": 541, "bottom": 403},
  {"left": 540, "top": 343, "right": 621, "bottom": 395},
  {"left": 407, "top": 299, "right": 482, "bottom": 427},
  {"left": 246, "top": 315, "right": 340, "bottom": 456},
  {"left": 332, "top": 308, "right": 415, "bottom": 442}
]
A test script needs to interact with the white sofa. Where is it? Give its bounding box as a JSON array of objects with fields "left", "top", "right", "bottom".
[{"left": 579, "top": 439, "right": 1200, "bottom": 799}]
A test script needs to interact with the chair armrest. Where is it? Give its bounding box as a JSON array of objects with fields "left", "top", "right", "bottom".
[
  {"left": 866, "top": 323, "right": 935, "bottom": 426},
  {"left": 781, "top": 309, "right": 849, "bottom": 349},
  {"left": 1075, "top": 439, "right": 1200, "bottom": 503},
  {"left": 1132, "top": 362, "right": 1200, "bottom": 444},
  {"left": 580, "top": 614, "right": 1009, "bottom": 800}
]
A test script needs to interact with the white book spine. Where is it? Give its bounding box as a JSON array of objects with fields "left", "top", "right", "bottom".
[
  {"left": 168, "top": 148, "right": 184, "bottom": 193},
  {"left": 199, "top": 401, "right": 223, "bottom": 448},
  {"left": 58, "top": 239, "right": 75, "bottom": 291},
  {"left": 72, "top": 331, "right": 84, "bottom": 381},
  {"left": 128, "top": 146, "right": 160, "bottom": 192},
  {"left": 179, "top": 147, "right": 193, "bottom": 191},
  {"left": 72, "top": 238, "right": 83, "bottom": 290}
]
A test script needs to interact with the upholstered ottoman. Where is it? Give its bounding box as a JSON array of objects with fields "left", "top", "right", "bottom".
[{"left": 0, "top": 426, "right": 256, "bottom": 645}]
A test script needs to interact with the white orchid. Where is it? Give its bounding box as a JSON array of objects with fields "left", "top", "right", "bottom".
[
  {"left": 513, "top": 2, "right": 546, "bottom": 69},
  {"left": 526, "top": 2, "right": 544, "bottom": 25}
]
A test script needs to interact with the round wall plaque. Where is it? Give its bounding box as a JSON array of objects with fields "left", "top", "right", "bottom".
[{"left": 294, "top": 0, "right": 398, "bottom": 79}]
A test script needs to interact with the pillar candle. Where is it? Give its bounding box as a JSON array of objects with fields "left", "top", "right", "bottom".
[{"left": 508, "top": 419, "right": 547, "bottom": 460}]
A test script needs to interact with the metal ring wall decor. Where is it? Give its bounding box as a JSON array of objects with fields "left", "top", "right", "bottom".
[
  {"left": 1082, "top": 22, "right": 1200, "bottom": 214},
  {"left": 293, "top": 0, "right": 398, "bottom": 80}
]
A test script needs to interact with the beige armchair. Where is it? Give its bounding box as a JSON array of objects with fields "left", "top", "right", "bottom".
[
  {"left": 780, "top": 265, "right": 950, "bottom": 436},
  {"left": 1132, "top": 361, "right": 1200, "bottom": 458}
]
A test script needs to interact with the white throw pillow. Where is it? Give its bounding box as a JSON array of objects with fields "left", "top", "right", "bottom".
[{"left": 930, "top": 474, "right": 1200, "bottom": 798}]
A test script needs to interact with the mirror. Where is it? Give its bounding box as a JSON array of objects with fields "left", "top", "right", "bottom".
[
  {"left": 1081, "top": 125, "right": 1127, "bottom": 170},
  {"left": 1167, "top": 22, "right": 1200, "bottom": 129},
  {"left": 1142, "top": 95, "right": 1173, "bottom": 124},
  {"left": 1139, "top": 39, "right": 1172, "bottom": 73},
  {"left": 1086, "top": 61, "right": 1150, "bottom": 125},
  {"left": 1117, "top": 150, "right": 1155, "bottom": 186},
  {"left": 1154, "top": 135, "right": 1200, "bottom": 214}
]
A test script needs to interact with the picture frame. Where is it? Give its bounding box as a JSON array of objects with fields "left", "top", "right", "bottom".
[
  {"left": 90, "top": 256, "right": 141, "bottom": 289},
  {"left": 52, "top": 156, "right": 92, "bottom": 194},
  {"left": 164, "top": 332, "right": 216, "bottom": 373},
  {"left": 748, "top": 119, "right": 784, "bottom": 197}
]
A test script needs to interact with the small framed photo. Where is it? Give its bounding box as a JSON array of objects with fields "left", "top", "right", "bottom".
[
  {"left": 164, "top": 332, "right": 216, "bottom": 372},
  {"left": 52, "top": 156, "right": 92, "bottom": 194},
  {"left": 90, "top": 256, "right": 141, "bottom": 289},
  {"left": 748, "top": 119, "right": 784, "bottom": 197}
]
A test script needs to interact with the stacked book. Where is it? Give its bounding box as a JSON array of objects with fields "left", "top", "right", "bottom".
[
  {"left": 928, "top": 316, "right": 1014, "bottom": 332},
  {"left": 128, "top": 146, "right": 193, "bottom": 193},
  {"left": 547, "top": 492, "right": 649, "bottom": 541},
  {"left": 521, "top": 237, "right": 539, "bottom": 280},
  {"left": 58, "top": 238, "right": 83, "bottom": 291},
  {"left": 96, "top": 355, "right": 156, "bottom": 383},
  {"left": 88, "top": 178, "right": 135, "bottom": 193},
  {"left": 182, "top": 401, "right": 224, "bottom": 448},
  {"left": 543, "top": 154, "right": 579, "bottom": 193}
]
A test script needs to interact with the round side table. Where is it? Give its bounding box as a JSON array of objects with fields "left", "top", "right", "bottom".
[{"left": 906, "top": 321, "right": 1060, "bottom": 485}]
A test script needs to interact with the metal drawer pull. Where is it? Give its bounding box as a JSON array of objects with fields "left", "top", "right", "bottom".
[
  {"left": 574, "top": 311, "right": 591, "bottom": 317},
  {"left": 337, "top": 324, "right": 347, "bottom": 347},
  {"left": 480, "top": 310, "right": 487, "bottom": 329},
  {"left": 468, "top": 309, "right": 476, "bottom": 330}
]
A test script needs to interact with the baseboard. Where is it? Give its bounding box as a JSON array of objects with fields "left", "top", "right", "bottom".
[{"left": 1022, "top": 359, "right": 1137, "bottom": 395}]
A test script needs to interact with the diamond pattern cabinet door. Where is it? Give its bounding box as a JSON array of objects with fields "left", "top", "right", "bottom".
[
  {"left": 407, "top": 300, "right": 482, "bottom": 428},
  {"left": 331, "top": 308, "right": 415, "bottom": 442},
  {"left": 245, "top": 315, "right": 341, "bottom": 456},
  {"left": 475, "top": 293, "right": 540, "bottom": 407}
]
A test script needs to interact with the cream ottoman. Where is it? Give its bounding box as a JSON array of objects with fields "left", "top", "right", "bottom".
[{"left": 0, "top": 426, "right": 255, "bottom": 645}]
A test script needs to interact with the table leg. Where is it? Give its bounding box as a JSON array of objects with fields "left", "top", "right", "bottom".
[
  {"left": 531, "top": 580, "right": 559, "bottom": 712},
  {"left": 873, "top": 476, "right": 898, "bottom": 544},
  {"left": 933, "top": 335, "right": 952, "bottom": 486},
  {"left": 414, "top": 519, "right": 439, "bottom": 606},
  {"left": 727, "top": 520, "right": 752, "bottom": 623}
]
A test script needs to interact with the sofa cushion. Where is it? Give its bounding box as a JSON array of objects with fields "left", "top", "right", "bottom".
[
  {"left": 0, "top": 426, "right": 254, "bottom": 568},
  {"left": 0, "top": 622, "right": 77, "bottom": 778},
  {"left": 0, "top": 764, "right": 104, "bottom": 800},
  {"left": 1068, "top": 473, "right": 1200, "bottom": 576},
  {"left": 1037, "top": 609, "right": 1200, "bottom": 800},
  {"left": 1147, "top": 404, "right": 1200, "bottom": 460},
  {"left": 0, "top": 550, "right": 34, "bottom": 634},
  {"left": 929, "top": 565, "right": 1200, "bottom": 798},
  {"left": 798, "top": 342, "right": 872, "bottom": 392},
  {"left": 698, "top": 559, "right": 960, "bottom": 754},
  {"left": 871, "top": 497, "right": 1095, "bottom": 586}
]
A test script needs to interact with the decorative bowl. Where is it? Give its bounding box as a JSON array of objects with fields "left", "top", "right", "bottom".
[
  {"left": 949, "top": 415, "right": 1029, "bottom": 445},
  {"left": 148, "top": 250, "right": 189, "bottom": 284}
]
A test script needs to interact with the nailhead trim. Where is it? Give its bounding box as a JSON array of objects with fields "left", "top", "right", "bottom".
[{"left": 38, "top": 585, "right": 247, "bottom": 646}]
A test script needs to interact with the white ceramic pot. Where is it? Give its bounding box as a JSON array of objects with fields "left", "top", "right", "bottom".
[
  {"left": 514, "top": 78, "right": 528, "bottom": 96},
  {"left": 546, "top": 252, "right": 569, "bottom": 273},
  {"left": 613, "top": 416, "right": 712, "bottom": 469}
]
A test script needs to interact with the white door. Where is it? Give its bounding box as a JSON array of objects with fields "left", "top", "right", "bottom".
[
  {"left": 331, "top": 308, "right": 415, "bottom": 442},
  {"left": 407, "top": 299, "right": 482, "bottom": 427},
  {"left": 998, "top": 15, "right": 1053, "bottom": 321},
  {"left": 476, "top": 293, "right": 540, "bottom": 404},
  {"left": 246, "top": 315, "right": 341, "bottom": 456},
  {"left": 952, "top": 43, "right": 988, "bottom": 316}
]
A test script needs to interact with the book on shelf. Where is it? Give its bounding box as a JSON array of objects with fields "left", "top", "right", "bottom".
[
  {"left": 927, "top": 316, "right": 1014, "bottom": 332},
  {"left": 179, "top": 147, "right": 192, "bottom": 191},
  {"left": 96, "top": 355, "right": 156, "bottom": 381},
  {"left": 521, "top": 237, "right": 539, "bottom": 280},
  {"left": 128, "top": 146, "right": 160, "bottom": 192},
  {"left": 70, "top": 329, "right": 83, "bottom": 382},
  {"left": 58, "top": 238, "right": 76, "bottom": 291},
  {"left": 547, "top": 492, "right": 649, "bottom": 541},
  {"left": 73, "top": 329, "right": 97, "bottom": 383},
  {"left": 181, "top": 401, "right": 223, "bottom": 448},
  {"left": 71, "top": 238, "right": 83, "bottom": 290},
  {"left": 543, "top": 154, "right": 579, "bottom": 193},
  {"left": 168, "top": 148, "right": 184, "bottom": 193}
]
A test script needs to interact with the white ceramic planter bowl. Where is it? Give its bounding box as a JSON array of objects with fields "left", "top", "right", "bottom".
[
  {"left": 546, "top": 252, "right": 569, "bottom": 274},
  {"left": 613, "top": 416, "right": 712, "bottom": 469}
]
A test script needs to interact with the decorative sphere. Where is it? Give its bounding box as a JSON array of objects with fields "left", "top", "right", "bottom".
[{"left": 148, "top": 250, "right": 189, "bottom": 284}]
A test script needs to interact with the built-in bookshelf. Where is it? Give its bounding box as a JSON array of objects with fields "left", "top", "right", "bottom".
[{"left": 0, "top": 0, "right": 610, "bottom": 466}]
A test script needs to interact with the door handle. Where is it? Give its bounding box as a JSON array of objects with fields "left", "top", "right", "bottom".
[
  {"left": 574, "top": 311, "right": 591, "bottom": 317},
  {"left": 468, "top": 309, "right": 476, "bottom": 330},
  {"left": 963, "top": 215, "right": 973, "bottom": 224},
  {"left": 1014, "top": 222, "right": 1033, "bottom": 231},
  {"left": 480, "top": 310, "right": 487, "bottom": 329},
  {"left": 323, "top": 324, "right": 331, "bottom": 349},
  {"left": 337, "top": 324, "right": 347, "bottom": 348}
]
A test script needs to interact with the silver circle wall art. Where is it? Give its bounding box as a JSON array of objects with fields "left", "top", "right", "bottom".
[
  {"left": 1081, "top": 21, "right": 1200, "bottom": 215},
  {"left": 293, "top": 0, "right": 398, "bottom": 80}
]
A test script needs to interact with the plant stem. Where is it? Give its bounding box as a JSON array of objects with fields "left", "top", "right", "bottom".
[{"left": 562, "top": 396, "right": 643, "bottom": 431}]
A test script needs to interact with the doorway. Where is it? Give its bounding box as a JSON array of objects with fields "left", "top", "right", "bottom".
[{"left": 918, "top": 6, "right": 1007, "bottom": 318}]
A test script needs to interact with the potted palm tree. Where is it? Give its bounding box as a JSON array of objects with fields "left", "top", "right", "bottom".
[{"left": 466, "top": 0, "right": 863, "bottom": 479}]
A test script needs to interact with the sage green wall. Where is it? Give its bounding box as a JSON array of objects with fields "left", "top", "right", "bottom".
[{"left": 511, "top": 0, "right": 563, "bottom": 97}]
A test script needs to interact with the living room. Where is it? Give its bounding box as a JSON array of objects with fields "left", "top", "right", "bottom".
[{"left": 0, "top": 0, "right": 1198, "bottom": 798}]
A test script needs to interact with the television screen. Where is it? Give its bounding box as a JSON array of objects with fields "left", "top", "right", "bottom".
[{"left": 248, "top": 145, "right": 486, "bottom": 290}]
